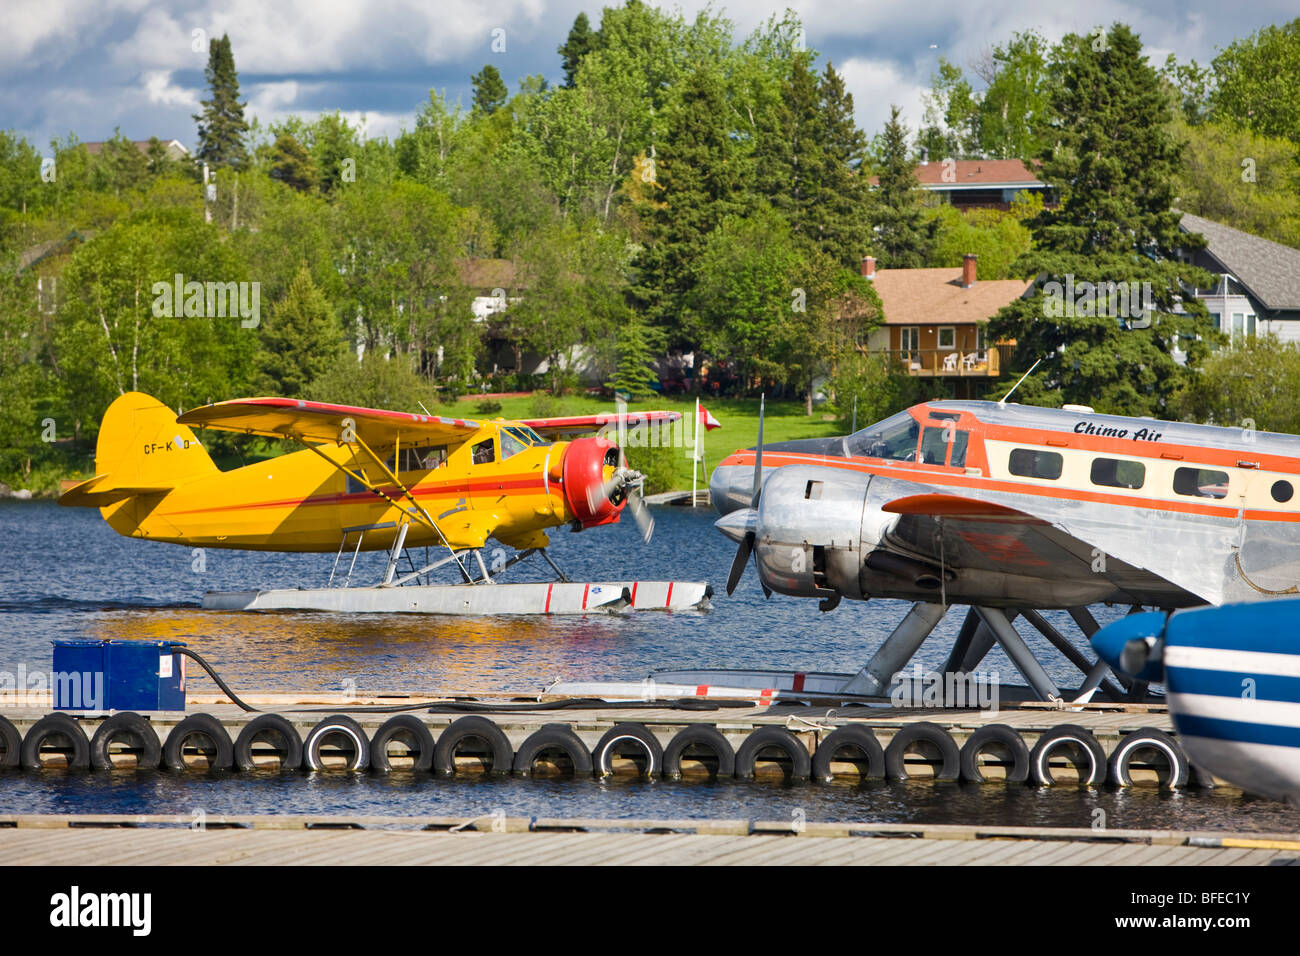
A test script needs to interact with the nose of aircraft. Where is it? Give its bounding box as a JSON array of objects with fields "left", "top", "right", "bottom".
[
  {"left": 562, "top": 436, "right": 621, "bottom": 527},
  {"left": 709, "top": 455, "right": 759, "bottom": 515},
  {"left": 1089, "top": 610, "right": 1168, "bottom": 683}
]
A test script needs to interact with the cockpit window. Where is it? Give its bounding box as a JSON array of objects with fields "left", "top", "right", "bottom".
[
  {"left": 505, "top": 425, "right": 548, "bottom": 447},
  {"left": 845, "top": 411, "right": 920, "bottom": 462},
  {"left": 500, "top": 429, "right": 528, "bottom": 460}
]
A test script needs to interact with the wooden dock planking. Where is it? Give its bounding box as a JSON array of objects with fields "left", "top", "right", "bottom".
[{"left": 0, "top": 820, "right": 1295, "bottom": 865}]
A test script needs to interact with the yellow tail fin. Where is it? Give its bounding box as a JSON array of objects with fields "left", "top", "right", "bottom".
[{"left": 59, "top": 392, "right": 216, "bottom": 507}]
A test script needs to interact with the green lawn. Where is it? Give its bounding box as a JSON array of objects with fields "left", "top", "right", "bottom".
[{"left": 453, "top": 392, "right": 845, "bottom": 492}]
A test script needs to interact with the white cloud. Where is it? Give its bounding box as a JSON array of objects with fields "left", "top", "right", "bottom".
[
  {"left": 142, "top": 70, "right": 200, "bottom": 108},
  {"left": 837, "top": 57, "right": 930, "bottom": 138}
]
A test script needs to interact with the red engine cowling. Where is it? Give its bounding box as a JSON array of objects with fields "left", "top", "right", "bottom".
[{"left": 562, "top": 437, "right": 623, "bottom": 527}]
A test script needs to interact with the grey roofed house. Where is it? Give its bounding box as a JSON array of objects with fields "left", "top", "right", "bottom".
[{"left": 1179, "top": 211, "right": 1300, "bottom": 342}]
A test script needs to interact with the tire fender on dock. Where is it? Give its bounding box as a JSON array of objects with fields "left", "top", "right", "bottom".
[
  {"left": 303, "top": 715, "right": 370, "bottom": 772},
  {"left": 163, "top": 714, "right": 234, "bottom": 772},
  {"left": 734, "top": 726, "right": 811, "bottom": 781},
  {"left": 662, "top": 725, "right": 736, "bottom": 780},
  {"left": 90, "top": 712, "right": 161, "bottom": 771},
  {"left": 234, "top": 714, "right": 303, "bottom": 772},
  {"left": 1029, "top": 724, "right": 1107, "bottom": 787},
  {"left": 21, "top": 713, "right": 91, "bottom": 771},
  {"left": 884, "top": 722, "right": 960, "bottom": 781},
  {"left": 812, "top": 726, "right": 885, "bottom": 783},
  {"left": 1108, "top": 727, "right": 1189, "bottom": 790},
  {"left": 370, "top": 715, "right": 435, "bottom": 773},
  {"left": 513, "top": 724, "right": 593, "bottom": 776},
  {"left": 0, "top": 715, "right": 21, "bottom": 770},
  {"left": 959, "top": 724, "right": 1030, "bottom": 784},
  {"left": 593, "top": 723, "right": 663, "bottom": 778},
  {"left": 433, "top": 716, "right": 514, "bottom": 775}
]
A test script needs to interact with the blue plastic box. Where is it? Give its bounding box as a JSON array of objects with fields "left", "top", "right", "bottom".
[{"left": 51, "top": 640, "right": 187, "bottom": 712}]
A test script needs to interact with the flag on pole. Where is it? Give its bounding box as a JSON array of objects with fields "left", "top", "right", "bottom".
[{"left": 697, "top": 404, "right": 721, "bottom": 431}]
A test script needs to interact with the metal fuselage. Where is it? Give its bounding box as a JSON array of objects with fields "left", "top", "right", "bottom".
[{"left": 710, "top": 401, "right": 1300, "bottom": 610}]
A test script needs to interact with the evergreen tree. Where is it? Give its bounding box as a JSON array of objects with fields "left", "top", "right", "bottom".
[
  {"left": 558, "top": 12, "right": 596, "bottom": 88},
  {"left": 634, "top": 66, "right": 750, "bottom": 348},
  {"left": 260, "top": 264, "right": 343, "bottom": 397},
  {"left": 607, "top": 316, "right": 666, "bottom": 398},
  {"left": 194, "top": 34, "right": 250, "bottom": 170},
  {"left": 811, "top": 62, "right": 875, "bottom": 268},
  {"left": 268, "top": 133, "right": 319, "bottom": 192},
  {"left": 988, "top": 23, "right": 1219, "bottom": 416},
  {"left": 471, "top": 64, "right": 508, "bottom": 115},
  {"left": 873, "top": 106, "right": 936, "bottom": 268}
]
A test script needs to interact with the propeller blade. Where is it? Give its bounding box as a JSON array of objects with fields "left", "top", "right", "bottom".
[
  {"left": 726, "top": 531, "right": 754, "bottom": 595},
  {"left": 627, "top": 485, "right": 655, "bottom": 543},
  {"left": 751, "top": 393, "right": 765, "bottom": 505}
]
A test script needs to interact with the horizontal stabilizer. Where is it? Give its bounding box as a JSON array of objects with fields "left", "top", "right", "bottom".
[{"left": 58, "top": 474, "right": 173, "bottom": 507}]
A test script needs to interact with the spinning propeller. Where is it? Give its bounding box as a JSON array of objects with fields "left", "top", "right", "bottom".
[{"left": 724, "top": 394, "right": 770, "bottom": 597}]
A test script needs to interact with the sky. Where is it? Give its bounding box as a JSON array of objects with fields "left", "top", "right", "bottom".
[{"left": 2, "top": 0, "right": 1296, "bottom": 153}]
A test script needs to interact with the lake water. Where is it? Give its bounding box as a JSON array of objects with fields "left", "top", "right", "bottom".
[{"left": 2, "top": 499, "right": 1297, "bottom": 833}]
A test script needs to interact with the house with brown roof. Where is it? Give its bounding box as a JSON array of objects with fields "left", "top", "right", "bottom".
[
  {"left": 862, "top": 254, "right": 1031, "bottom": 397},
  {"left": 82, "top": 139, "right": 191, "bottom": 162},
  {"left": 871, "top": 158, "right": 1048, "bottom": 210}
]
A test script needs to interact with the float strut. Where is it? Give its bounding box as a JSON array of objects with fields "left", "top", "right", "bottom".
[
  {"left": 839, "top": 601, "right": 949, "bottom": 697},
  {"left": 539, "top": 549, "right": 570, "bottom": 583},
  {"left": 975, "top": 606, "right": 1061, "bottom": 701}
]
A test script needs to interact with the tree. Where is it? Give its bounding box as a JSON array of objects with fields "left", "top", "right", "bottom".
[
  {"left": 471, "top": 64, "right": 508, "bottom": 116},
  {"left": 258, "top": 264, "right": 342, "bottom": 396},
  {"left": 928, "top": 202, "right": 1034, "bottom": 279},
  {"left": 606, "top": 315, "right": 666, "bottom": 397},
  {"left": 873, "top": 106, "right": 936, "bottom": 268},
  {"left": 634, "top": 65, "right": 751, "bottom": 347},
  {"left": 558, "top": 12, "right": 596, "bottom": 88},
  {"left": 1174, "top": 117, "right": 1300, "bottom": 249},
  {"left": 1172, "top": 335, "right": 1300, "bottom": 433},
  {"left": 988, "top": 24, "right": 1219, "bottom": 416},
  {"left": 1212, "top": 19, "right": 1300, "bottom": 144},
  {"left": 94, "top": 130, "right": 149, "bottom": 196},
  {"left": 268, "top": 133, "right": 319, "bottom": 192},
  {"left": 194, "top": 34, "right": 250, "bottom": 170},
  {"left": 306, "top": 350, "right": 431, "bottom": 411}
]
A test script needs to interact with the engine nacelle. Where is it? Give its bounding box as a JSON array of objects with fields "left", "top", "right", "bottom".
[{"left": 752, "top": 465, "right": 885, "bottom": 600}]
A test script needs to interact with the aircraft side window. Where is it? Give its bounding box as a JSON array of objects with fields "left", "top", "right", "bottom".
[
  {"left": 1008, "top": 448, "right": 1062, "bottom": 480},
  {"left": 1172, "top": 467, "right": 1228, "bottom": 499},
  {"left": 850, "top": 415, "right": 919, "bottom": 461},
  {"left": 1090, "top": 457, "right": 1145, "bottom": 490},
  {"left": 920, "top": 427, "right": 948, "bottom": 465},
  {"left": 949, "top": 430, "right": 969, "bottom": 468},
  {"left": 500, "top": 430, "right": 527, "bottom": 460},
  {"left": 471, "top": 439, "right": 495, "bottom": 465}
]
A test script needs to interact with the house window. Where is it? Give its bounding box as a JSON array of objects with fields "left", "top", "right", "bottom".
[
  {"left": 975, "top": 325, "right": 988, "bottom": 352},
  {"left": 900, "top": 327, "right": 919, "bottom": 352},
  {"left": 937, "top": 327, "right": 956, "bottom": 349}
]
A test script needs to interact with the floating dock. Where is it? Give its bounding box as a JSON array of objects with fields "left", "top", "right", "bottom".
[
  {"left": 1, "top": 814, "right": 1296, "bottom": 866},
  {"left": 0, "top": 688, "right": 1219, "bottom": 789}
]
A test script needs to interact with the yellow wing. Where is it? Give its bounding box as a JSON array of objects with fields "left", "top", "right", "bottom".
[{"left": 177, "top": 397, "right": 481, "bottom": 448}]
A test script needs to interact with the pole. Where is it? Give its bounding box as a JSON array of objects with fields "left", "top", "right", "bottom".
[{"left": 691, "top": 398, "right": 700, "bottom": 508}]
